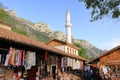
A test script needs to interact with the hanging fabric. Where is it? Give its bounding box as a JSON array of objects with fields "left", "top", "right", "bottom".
[
  {"left": 8, "top": 47, "right": 13, "bottom": 65},
  {"left": 4, "top": 53, "right": 10, "bottom": 66},
  {"left": 8, "top": 47, "right": 16, "bottom": 65},
  {"left": 25, "top": 51, "right": 36, "bottom": 69},
  {"left": 18, "top": 50, "right": 23, "bottom": 66},
  {"left": 21, "top": 50, "right": 25, "bottom": 66},
  {"left": 15, "top": 50, "right": 20, "bottom": 66},
  {"left": 0, "top": 54, "right": 1, "bottom": 64},
  {"left": 11, "top": 48, "right": 16, "bottom": 65},
  {"left": 4, "top": 47, "right": 13, "bottom": 66},
  {"left": 14, "top": 49, "right": 25, "bottom": 66}
]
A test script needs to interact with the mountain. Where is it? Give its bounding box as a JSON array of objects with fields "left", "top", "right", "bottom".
[{"left": 0, "top": 8, "right": 104, "bottom": 58}]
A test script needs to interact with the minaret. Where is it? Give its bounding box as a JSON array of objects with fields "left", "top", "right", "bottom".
[{"left": 65, "top": 10, "right": 72, "bottom": 43}]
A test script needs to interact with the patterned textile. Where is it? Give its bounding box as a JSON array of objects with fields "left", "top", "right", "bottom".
[
  {"left": 8, "top": 47, "right": 14, "bottom": 65},
  {"left": 15, "top": 50, "right": 20, "bottom": 66},
  {"left": 4, "top": 53, "right": 9, "bottom": 66},
  {"left": 14, "top": 50, "right": 24, "bottom": 66},
  {"left": 4, "top": 47, "right": 25, "bottom": 66},
  {"left": 25, "top": 51, "right": 36, "bottom": 69},
  {"left": 18, "top": 50, "right": 23, "bottom": 66},
  {"left": 4, "top": 47, "right": 13, "bottom": 66}
]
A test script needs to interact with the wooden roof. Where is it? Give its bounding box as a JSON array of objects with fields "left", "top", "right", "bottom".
[
  {"left": 0, "top": 27, "right": 87, "bottom": 61},
  {"left": 89, "top": 45, "right": 120, "bottom": 63},
  {"left": 46, "top": 39, "right": 80, "bottom": 50}
]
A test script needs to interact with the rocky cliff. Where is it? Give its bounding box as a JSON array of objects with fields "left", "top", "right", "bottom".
[{"left": 0, "top": 8, "right": 104, "bottom": 58}]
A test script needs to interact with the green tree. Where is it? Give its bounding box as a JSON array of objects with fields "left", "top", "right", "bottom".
[
  {"left": 0, "top": 8, "right": 9, "bottom": 21},
  {"left": 74, "top": 43, "right": 89, "bottom": 59},
  {"left": 79, "top": 0, "right": 120, "bottom": 21},
  {"left": 12, "top": 28, "right": 28, "bottom": 36}
]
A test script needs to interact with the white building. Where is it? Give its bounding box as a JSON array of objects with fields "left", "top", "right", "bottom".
[{"left": 46, "top": 10, "right": 86, "bottom": 71}]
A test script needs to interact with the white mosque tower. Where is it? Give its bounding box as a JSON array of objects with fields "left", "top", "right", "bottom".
[{"left": 65, "top": 9, "right": 72, "bottom": 43}]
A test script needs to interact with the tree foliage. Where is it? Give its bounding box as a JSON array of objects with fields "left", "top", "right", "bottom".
[
  {"left": 0, "top": 8, "right": 9, "bottom": 21},
  {"left": 79, "top": 0, "right": 120, "bottom": 21},
  {"left": 74, "top": 43, "right": 89, "bottom": 59},
  {"left": 0, "top": 8, "right": 19, "bottom": 25},
  {"left": 12, "top": 28, "right": 28, "bottom": 36},
  {"left": 32, "top": 30, "right": 51, "bottom": 42}
]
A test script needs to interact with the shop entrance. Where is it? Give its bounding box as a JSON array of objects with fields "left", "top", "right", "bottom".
[
  {"left": 52, "top": 66, "right": 56, "bottom": 79},
  {"left": 117, "top": 65, "right": 120, "bottom": 78}
]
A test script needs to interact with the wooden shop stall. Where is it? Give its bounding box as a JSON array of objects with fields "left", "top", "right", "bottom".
[
  {"left": 0, "top": 27, "right": 87, "bottom": 80},
  {"left": 89, "top": 45, "right": 120, "bottom": 79}
]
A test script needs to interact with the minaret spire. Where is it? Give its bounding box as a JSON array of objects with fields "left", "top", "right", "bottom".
[{"left": 65, "top": 9, "right": 72, "bottom": 43}]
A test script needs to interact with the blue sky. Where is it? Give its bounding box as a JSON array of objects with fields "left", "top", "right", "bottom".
[{"left": 1, "top": 0, "right": 120, "bottom": 50}]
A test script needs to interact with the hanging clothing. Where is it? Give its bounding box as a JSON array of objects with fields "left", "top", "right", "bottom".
[
  {"left": 15, "top": 50, "right": 25, "bottom": 66},
  {"left": 18, "top": 50, "right": 23, "bottom": 66},
  {"left": 21, "top": 51, "right": 25, "bottom": 66},
  {"left": 4, "top": 47, "right": 13, "bottom": 66},
  {"left": 25, "top": 51, "right": 36, "bottom": 69},
  {"left": 4, "top": 53, "right": 10, "bottom": 66},
  {"left": 4, "top": 47, "right": 25, "bottom": 66},
  {"left": 0, "top": 54, "right": 1, "bottom": 64},
  {"left": 15, "top": 50, "right": 20, "bottom": 66},
  {"left": 8, "top": 47, "right": 16, "bottom": 65}
]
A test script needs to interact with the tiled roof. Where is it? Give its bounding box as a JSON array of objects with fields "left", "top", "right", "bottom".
[
  {"left": 89, "top": 45, "right": 120, "bottom": 63},
  {"left": 46, "top": 39, "right": 80, "bottom": 50},
  {"left": 0, "top": 27, "right": 87, "bottom": 61}
]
